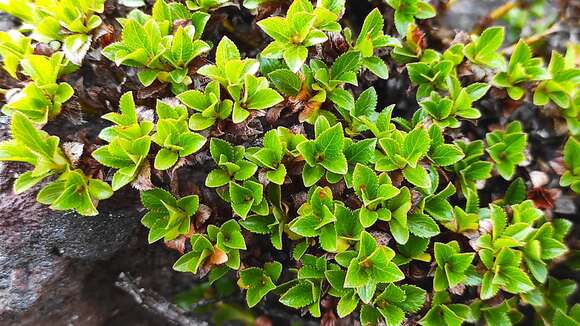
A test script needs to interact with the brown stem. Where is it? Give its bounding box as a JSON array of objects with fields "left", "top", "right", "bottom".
[
  {"left": 502, "top": 23, "right": 561, "bottom": 55},
  {"left": 473, "top": 1, "right": 519, "bottom": 34}
]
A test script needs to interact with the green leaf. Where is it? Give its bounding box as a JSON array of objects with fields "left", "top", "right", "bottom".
[
  {"left": 353, "top": 87, "right": 377, "bottom": 118},
  {"left": 505, "top": 177, "right": 526, "bottom": 205},
  {"left": 353, "top": 164, "right": 378, "bottom": 195},
  {"left": 283, "top": 46, "right": 308, "bottom": 72},
  {"left": 430, "top": 144, "right": 464, "bottom": 166},
  {"left": 247, "top": 88, "right": 284, "bottom": 110},
  {"left": 337, "top": 291, "right": 359, "bottom": 318},
  {"left": 498, "top": 265, "right": 535, "bottom": 294},
  {"left": 62, "top": 34, "right": 91, "bottom": 65},
  {"left": 475, "top": 27, "right": 504, "bottom": 58},
  {"left": 331, "top": 51, "right": 361, "bottom": 80},
  {"left": 264, "top": 261, "right": 283, "bottom": 281},
  {"left": 399, "top": 285, "right": 426, "bottom": 313},
  {"left": 425, "top": 183, "right": 455, "bottom": 221},
  {"left": 480, "top": 271, "right": 498, "bottom": 300},
  {"left": 408, "top": 213, "right": 440, "bottom": 238},
  {"left": 88, "top": 178, "right": 114, "bottom": 200},
  {"left": 216, "top": 36, "right": 240, "bottom": 67},
  {"left": 330, "top": 88, "right": 355, "bottom": 111},
  {"left": 363, "top": 56, "right": 389, "bottom": 79},
  {"left": 290, "top": 215, "right": 320, "bottom": 237},
  {"left": 140, "top": 187, "right": 177, "bottom": 210},
  {"left": 357, "top": 8, "right": 383, "bottom": 45},
  {"left": 302, "top": 164, "right": 325, "bottom": 187},
  {"left": 361, "top": 305, "right": 383, "bottom": 325},
  {"left": 257, "top": 17, "right": 290, "bottom": 42},
  {"left": 321, "top": 155, "right": 348, "bottom": 175},
  {"left": 269, "top": 69, "right": 301, "bottom": 96},
  {"left": 402, "top": 126, "right": 431, "bottom": 166},
  {"left": 205, "top": 169, "right": 230, "bottom": 187},
  {"left": 154, "top": 148, "right": 179, "bottom": 170},
  {"left": 403, "top": 165, "right": 431, "bottom": 188},
  {"left": 280, "top": 281, "right": 316, "bottom": 308},
  {"left": 11, "top": 113, "right": 54, "bottom": 158},
  {"left": 121, "top": 19, "right": 151, "bottom": 52},
  {"left": 267, "top": 164, "right": 287, "bottom": 185},
  {"left": 14, "top": 171, "right": 48, "bottom": 194}
]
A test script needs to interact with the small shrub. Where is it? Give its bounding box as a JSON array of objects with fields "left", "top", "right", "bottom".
[{"left": 0, "top": 0, "right": 578, "bottom": 324}]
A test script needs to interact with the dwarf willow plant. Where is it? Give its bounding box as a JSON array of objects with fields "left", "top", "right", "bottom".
[
  {"left": 561, "top": 137, "right": 580, "bottom": 193},
  {"left": 173, "top": 219, "right": 247, "bottom": 273},
  {"left": 246, "top": 128, "right": 306, "bottom": 185},
  {"left": 196, "top": 37, "right": 283, "bottom": 123},
  {"left": 177, "top": 81, "right": 232, "bottom": 130},
  {"left": 257, "top": 0, "right": 344, "bottom": 72},
  {"left": 343, "top": 8, "right": 400, "bottom": 79},
  {"left": 269, "top": 54, "right": 366, "bottom": 123},
  {"left": 375, "top": 124, "right": 433, "bottom": 188},
  {"left": 463, "top": 26, "right": 506, "bottom": 69},
  {"left": 205, "top": 138, "right": 258, "bottom": 188},
  {"left": 296, "top": 116, "right": 348, "bottom": 186},
  {"left": 0, "top": 113, "right": 112, "bottom": 215},
  {"left": 0, "top": 30, "right": 33, "bottom": 78},
  {"left": 0, "top": 0, "right": 105, "bottom": 64},
  {"left": 493, "top": 40, "right": 549, "bottom": 100},
  {"left": 385, "top": 0, "right": 435, "bottom": 35},
  {"left": 419, "top": 79, "right": 490, "bottom": 128},
  {"left": 92, "top": 92, "right": 154, "bottom": 191},
  {"left": 352, "top": 163, "right": 399, "bottom": 221},
  {"left": 0, "top": 0, "right": 578, "bottom": 324},
  {"left": 477, "top": 201, "right": 569, "bottom": 294},
  {"left": 151, "top": 100, "right": 206, "bottom": 170},
  {"left": 140, "top": 188, "right": 200, "bottom": 243},
  {"left": 407, "top": 50, "right": 459, "bottom": 99},
  {"left": 534, "top": 49, "right": 580, "bottom": 111},
  {"left": 103, "top": 0, "right": 211, "bottom": 94},
  {"left": 238, "top": 261, "right": 282, "bottom": 307},
  {"left": 432, "top": 241, "right": 476, "bottom": 291},
  {"left": 2, "top": 53, "right": 75, "bottom": 125},
  {"left": 486, "top": 121, "right": 528, "bottom": 180}
]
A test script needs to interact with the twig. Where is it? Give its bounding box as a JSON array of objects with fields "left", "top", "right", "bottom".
[
  {"left": 502, "top": 23, "right": 562, "bottom": 55},
  {"left": 473, "top": 1, "right": 519, "bottom": 34},
  {"left": 115, "top": 272, "right": 208, "bottom": 326}
]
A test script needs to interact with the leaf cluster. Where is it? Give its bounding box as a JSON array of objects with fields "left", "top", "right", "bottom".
[
  {"left": 258, "top": 0, "right": 344, "bottom": 72},
  {"left": 2, "top": 53, "right": 75, "bottom": 124},
  {"left": 92, "top": 92, "right": 154, "bottom": 190},
  {"left": 194, "top": 37, "right": 283, "bottom": 123},
  {"left": 0, "top": 113, "right": 112, "bottom": 215},
  {"left": 0, "top": 0, "right": 105, "bottom": 64},
  {"left": 103, "top": 0, "right": 211, "bottom": 94}
]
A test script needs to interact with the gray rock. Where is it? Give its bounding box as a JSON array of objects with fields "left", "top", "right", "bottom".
[
  {"left": 438, "top": 0, "right": 504, "bottom": 31},
  {"left": 0, "top": 158, "right": 142, "bottom": 324},
  {"left": 0, "top": 116, "right": 192, "bottom": 325}
]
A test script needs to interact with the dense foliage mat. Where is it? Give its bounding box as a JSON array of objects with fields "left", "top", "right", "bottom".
[{"left": 0, "top": 0, "right": 578, "bottom": 325}]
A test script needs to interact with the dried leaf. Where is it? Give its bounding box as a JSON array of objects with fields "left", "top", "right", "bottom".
[
  {"left": 527, "top": 187, "right": 559, "bottom": 210},
  {"left": 195, "top": 204, "right": 212, "bottom": 228},
  {"left": 209, "top": 246, "right": 228, "bottom": 265},
  {"left": 62, "top": 142, "right": 84, "bottom": 167},
  {"left": 132, "top": 160, "right": 154, "bottom": 191}
]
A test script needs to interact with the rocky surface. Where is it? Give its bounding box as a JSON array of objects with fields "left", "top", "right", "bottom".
[
  {"left": 0, "top": 1, "right": 578, "bottom": 325},
  {"left": 0, "top": 117, "right": 193, "bottom": 326}
]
